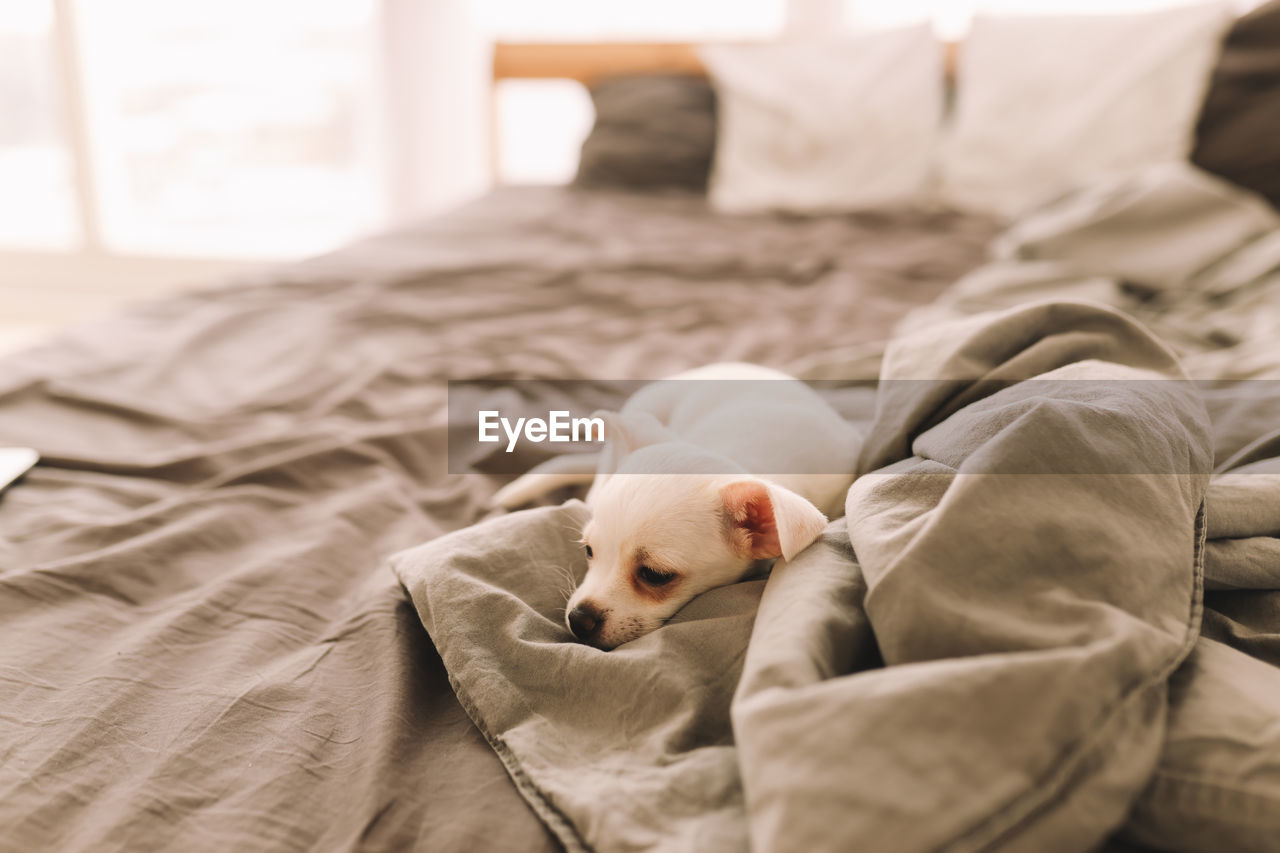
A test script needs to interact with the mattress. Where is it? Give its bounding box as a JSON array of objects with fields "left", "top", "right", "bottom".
[{"left": 0, "top": 187, "right": 997, "bottom": 852}]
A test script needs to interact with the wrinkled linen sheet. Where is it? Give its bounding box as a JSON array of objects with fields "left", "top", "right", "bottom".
[
  {"left": 0, "top": 187, "right": 995, "bottom": 852},
  {"left": 394, "top": 165, "right": 1280, "bottom": 853}
]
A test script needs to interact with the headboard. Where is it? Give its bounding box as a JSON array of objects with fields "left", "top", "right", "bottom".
[
  {"left": 490, "top": 40, "right": 960, "bottom": 86},
  {"left": 492, "top": 42, "right": 708, "bottom": 87}
]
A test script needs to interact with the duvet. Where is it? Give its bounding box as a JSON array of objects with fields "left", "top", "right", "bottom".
[{"left": 394, "top": 166, "right": 1280, "bottom": 853}]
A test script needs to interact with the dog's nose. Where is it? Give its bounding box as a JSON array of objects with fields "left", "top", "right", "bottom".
[{"left": 567, "top": 604, "right": 602, "bottom": 640}]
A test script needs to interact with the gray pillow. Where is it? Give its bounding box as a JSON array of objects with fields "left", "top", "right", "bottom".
[
  {"left": 1192, "top": 1, "right": 1280, "bottom": 210},
  {"left": 574, "top": 74, "right": 716, "bottom": 193}
]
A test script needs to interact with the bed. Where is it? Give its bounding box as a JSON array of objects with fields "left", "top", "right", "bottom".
[
  {"left": 0, "top": 180, "right": 994, "bottom": 850},
  {"left": 4, "top": 9, "right": 1280, "bottom": 851}
]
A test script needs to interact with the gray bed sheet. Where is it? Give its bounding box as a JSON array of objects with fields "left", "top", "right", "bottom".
[{"left": 0, "top": 187, "right": 996, "bottom": 852}]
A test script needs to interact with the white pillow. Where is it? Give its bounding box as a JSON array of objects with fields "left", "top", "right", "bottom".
[
  {"left": 701, "top": 26, "right": 943, "bottom": 214},
  {"left": 941, "top": 3, "right": 1232, "bottom": 218}
]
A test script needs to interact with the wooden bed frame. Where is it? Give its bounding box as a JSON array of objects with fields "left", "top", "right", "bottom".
[
  {"left": 491, "top": 40, "right": 960, "bottom": 86},
  {"left": 493, "top": 42, "right": 709, "bottom": 86}
]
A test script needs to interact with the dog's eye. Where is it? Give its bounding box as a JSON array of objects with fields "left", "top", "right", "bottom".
[
  {"left": 584, "top": 544, "right": 593, "bottom": 559},
  {"left": 637, "top": 565, "right": 674, "bottom": 586}
]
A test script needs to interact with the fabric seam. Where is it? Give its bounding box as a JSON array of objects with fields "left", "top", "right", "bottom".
[
  {"left": 440, "top": 661, "right": 593, "bottom": 853},
  {"left": 946, "top": 498, "right": 1208, "bottom": 852}
]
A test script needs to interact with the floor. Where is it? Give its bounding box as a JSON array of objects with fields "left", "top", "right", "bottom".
[
  {"left": 1, "top": 254, "right": 263, "bottom": 356},
  {"left": 1, "top": 285, "right": 151, "bottom": 356}
]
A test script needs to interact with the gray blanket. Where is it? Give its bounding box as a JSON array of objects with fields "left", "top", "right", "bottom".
[
  {"left": 0, "top": 187, "right": 995, "bottom": 852},
  {"left": 393, "top": 166, "right": 1280, "bottom": 852}
]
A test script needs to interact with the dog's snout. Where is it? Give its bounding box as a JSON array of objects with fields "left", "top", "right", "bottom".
[{"left": 567, "top": 603, "right": 603, "bottom": 640}]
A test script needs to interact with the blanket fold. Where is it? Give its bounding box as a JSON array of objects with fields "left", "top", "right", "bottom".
[{"left": 736, "top": 301, "right": 1211, "bottom": 853}]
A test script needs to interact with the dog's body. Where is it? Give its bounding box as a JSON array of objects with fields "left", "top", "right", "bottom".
[{"left": 492, "top": 363, "right": 860, "bottom": 649}]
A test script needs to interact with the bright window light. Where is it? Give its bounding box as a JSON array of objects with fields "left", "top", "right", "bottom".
[
  {"left": 0, "top": 0, "right": 78, "bottom": 250},
  {"left": 496, "top": 80, "right": 595, "bottom": 185},
  {"left": 847, "top": 0, "right": 1263, "bottom": 39},
  {"left": 74, "top": 0, "right": 382, "bottom": 258},
  {"left": 847, "top": 1, "right": 974, "bottom": 39},
  {"left": 471, "top": 0, "right": 787, "bottom": 39}
]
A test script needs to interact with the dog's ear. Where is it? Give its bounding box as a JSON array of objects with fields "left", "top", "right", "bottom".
[
  {"left": 592, "top": 410, "right": 677, "bottom": 459},
  {"left": 720, "top": 479, "right": 827, "bottom": 562}
]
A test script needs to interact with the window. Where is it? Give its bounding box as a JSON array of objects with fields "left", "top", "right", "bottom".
[
  {"left": 0, "top": 0, "right": 380, "bottom": 263},
  {"left": 845, "top": 0, "right": 1266, "bottom": 39},
  {"left": 77, "top": 0, "right": 380, "bottom": 257},
  {"left": 0, "top": 1, "right": 77, "bottom": 249}
]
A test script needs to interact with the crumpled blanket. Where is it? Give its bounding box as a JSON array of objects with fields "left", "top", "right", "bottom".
[{"left": 394, "top": 165, "right": 1280, "bottom": 852}]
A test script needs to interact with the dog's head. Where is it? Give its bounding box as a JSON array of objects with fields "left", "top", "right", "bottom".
[{"left": 565, "top": 413, "right": 827, "bottom": 649}]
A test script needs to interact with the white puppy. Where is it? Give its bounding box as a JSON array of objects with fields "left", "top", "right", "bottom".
[{"left": 492, "top": 363, "right": 860, "bottom": 649}]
